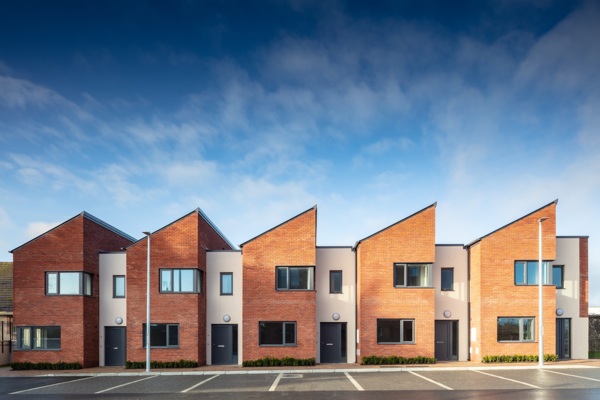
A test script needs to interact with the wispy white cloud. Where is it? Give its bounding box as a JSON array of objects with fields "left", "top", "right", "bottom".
[{"left": 25, "top": 221, "right": 61, "bottom": 241}]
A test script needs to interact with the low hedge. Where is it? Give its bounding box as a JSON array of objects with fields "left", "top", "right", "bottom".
[
  {"left": 11, "top": 361, "right": 82, "bottom": 370},
  {"left": 242, "top": 356, "right": 315, "bottom": 367},
  {"left": 362, "top": 355, "right": 436, "bottom": 365},
  {"left": 126, "top": 359, "right": 198, "bottom": 369},
  {"left": 482, "top": 354, "right": 558, "bottom": 363}
]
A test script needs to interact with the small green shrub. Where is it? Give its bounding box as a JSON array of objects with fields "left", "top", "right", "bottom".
[
  {"left": 125, "top": 359, "right": 198, "bottom": 369},
  {"left": 482, "top": 354, "right": 558, "bottom": 363},
  {"left": 11, "top": 361, "right": 82, "bottom": 370},
  {"left": 242, "top": 356, "right": 315, "bottom": 367},
  {"left": 361, "top": 355, "right": 436, "bottom": 365}
]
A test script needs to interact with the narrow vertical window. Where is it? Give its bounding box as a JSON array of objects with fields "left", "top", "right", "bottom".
[
  {"left": 330, "top": 270, "right": 342, "bottom": 293},
  {"left": 552, "top": 265, "right": 564, "bottom": 289},
  {"left": 113, "top": 275, "right": 125, "bottom": 298},
  {"left": 441, "top": 268, "right": 454, "bottom": 291},
  {"left": 220, "top": 272, "right": 233, "bottom": 295}
]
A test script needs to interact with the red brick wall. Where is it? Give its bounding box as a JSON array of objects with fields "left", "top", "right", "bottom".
[
  {"left": 469, "top": 202, "right": 557, "bottom": 362},
  {"left": 242, "top": 207, "right": 317, "bottom": 361},
  {"left": 13, "top": 214, "right": 132, "bottom": 367},
  {"left": 579, "top": 237, "right": 589, "bottom": 318},
  {"left": 126, "top": 211, "right": 232, "bottom": 365},
  {"left": 356, "top": 204, "right": 436, "bottom": 362}
]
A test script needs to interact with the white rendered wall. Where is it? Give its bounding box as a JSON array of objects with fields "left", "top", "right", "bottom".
[
  {"left": 206, "top": 250, "right": 243, "bottom": 365},
  {"left": 316, "top": 247, "right": 356, "bottom": 363},
  {"left": 99, "top": 252, "right": 127, "bottom": 366},
  {"left": 433, "top": 245, "right": 469, "bottom": 361},
  {"left": 555, "top": 237, "right": 588, "bottom": 359}
]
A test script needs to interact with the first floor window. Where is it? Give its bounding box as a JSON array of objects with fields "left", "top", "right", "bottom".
[
  {"left": 441, "top": 268, "right": 454, "bottom": 291},
  {"left": 160, "top": 269, "right": 202, "bottom": 293},
  {"left": 497, "top": 317, "right": 534, "bottom": 342},
  {"left": 377, "top": 319, "right": 415, "bottom": 344},
  {"left": 113, "top": 275, "right": 125, "bottom": 298},
  {"left": 514, "top": 261, "right": 550, "bottom": 285},
  {"left": 330, "top": 270, "right": 342, "bottom": 293},
  {"left": 276, "top": 266, "right": 314, "bottom": 290},
  {"left": 552, "top": 265, "right": 564, "bottom": 289},
  {"left": 259, "top": 321, "right": 296, "bottom": 346},
  {"left": 142, "top": 323, "right": 179, "bottom": 348},
  {"left": 394, "top": 264, "right": 432, "bottom": 287},
  {"left": 220, "top": 272, "right": 233, "bottom": 295},
  {"left": 46, "top": 272, "right": 92, "bottom": 296},
  {"left": 17, "top": 326, "right": 61, "bottom": 350}
]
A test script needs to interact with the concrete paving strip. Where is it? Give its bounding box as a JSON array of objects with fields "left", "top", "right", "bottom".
[
  {"left": 94, "top": 374, "right": 158, "bottom": 394},
  {"left": 409, "top": 371, "right": 453, "bottom": 390},
  {"left": 543, "top": 369, "right": 600, "bottom": 382},
  {"left": 344, "top": 372, "right": 364, "bottom": 391},
  {"left": 268, "top": 372, "right": 283, "bottom": 392},
  {"left": 9, "top": 376, "right": 97, "bottom": 394},
  {"left": 180, "top": 374, "right": 221, "bottom": 393},
  {"left": 473, "top": 370, "right": 541, "bottom": 389}
]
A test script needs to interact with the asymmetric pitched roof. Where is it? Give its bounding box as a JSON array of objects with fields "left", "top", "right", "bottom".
[
  {"left": 128, "top": 208, "right": 235, "bottom": 250},
  {"left": 239, "top": 205, "right": 317, "bottom": 248},
  {"left": 10, "top": 211, "right": 137, "bottom": 253},
  {"left": 464, "top": 199, "right": 559, "bottom": 248},
  {"left": 353, "top": 202, "right": 437, "bottom": 250}
]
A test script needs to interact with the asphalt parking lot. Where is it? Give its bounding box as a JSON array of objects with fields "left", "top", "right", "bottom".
[{"left": 2, "top": 367, "right": 600, "bottom": 396}]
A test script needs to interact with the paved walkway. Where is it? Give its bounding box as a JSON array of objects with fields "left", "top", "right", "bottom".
[{"left": 2, "top": 359, "right": 599, "bottom": 377}]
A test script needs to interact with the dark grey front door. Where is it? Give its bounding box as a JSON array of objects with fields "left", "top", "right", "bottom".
[
  {"left": 435, "top": 320, "right": 458, "bottom": 361},
  {"left": 105, "top": 327, "right": 126, "bottom": 366},
  {"left": 320, "top": 323, "right": 342, "bottom": 363},
  {"left": 212, "top": 324, "right": 233, "bottom": 365},
  {"left": 556, "top": 318, "right": 571, "bottom": 359}
]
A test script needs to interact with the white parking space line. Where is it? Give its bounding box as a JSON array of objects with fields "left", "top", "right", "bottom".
[
  {"left": 473, "top": 370, "right": 541, "bottom": 389},
  {"left": 268, "top": 373, "right": 283, "bottom": 392},
  {"left": 94, "top": 374, "right": 158, "bottom": 394},
  {"left": 409, "top": 371, "right": 453, "bottom": 390},
  {"left": 180, "top": 374, "right": 221, "bottom": 393},
  {"left": 344, "top": 372, "right": 364, "bottom": 391},
  {"left": 543, "top": 369, "right": 600, "bottom": 382},
  {"left": 9, "top": 376, "right": 96, "bottom": 394}
]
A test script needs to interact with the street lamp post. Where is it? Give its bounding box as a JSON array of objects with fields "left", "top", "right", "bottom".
[
  {"left": 143, "top": 231, "right": 152, "bottom": 373},
  {"left": 538, "top": 217, "right": 548, "bottom": 367}
]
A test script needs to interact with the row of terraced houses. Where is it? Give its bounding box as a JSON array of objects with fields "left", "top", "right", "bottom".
[{"left": 10, "top": 199, "right": 589, "bottom": 367}]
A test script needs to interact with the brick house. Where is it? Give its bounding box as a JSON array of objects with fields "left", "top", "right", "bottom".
[{"left": 10, "top": 200, "right": 590, "bottom": 366}]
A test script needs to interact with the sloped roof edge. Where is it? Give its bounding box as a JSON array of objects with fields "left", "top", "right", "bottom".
[
  {"left": 465, "top": 199, "right": 559, "bottom": 248},
  {"left": 10, "top": 212, "right": 136, "bottom": 253},
  {"left": 127, "top": 208, "right": 236, "bottom": 250},
  {"left": 353, "top": 202, "right": 437, "bottom": 251},
  {"left": 239, "top": 205, "right": 317, "bottom": 248}
]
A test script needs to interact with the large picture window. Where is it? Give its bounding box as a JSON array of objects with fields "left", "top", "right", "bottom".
[
  {"left": 394, "top": 264, "right": 432, "bottom": 287},
  {"left": 514, "top": 261, "right": 551, "bottom": 285},
  {"left": 497, "top": 317, "right": 535, "bottom": 342},
  {"left": 160, "top": 269, "right": 202, "bottom": 293},
  {"left": 46, "top": 272, "right": 92, "bottom": 296},
  {"left": 377, "top": 319, "right": 415, "bottom": 344},
  {"left": 17, "top": 326, "right": 61, "bottom": 350},
  {"left": 276, "top": 266, "right": 314, "bottom": 290},
  {"left": 142, "top": 323, "right": 179, "bottom": 348},
  {"left": 259, "top": 321, "right": 296, "bottom": 346}
]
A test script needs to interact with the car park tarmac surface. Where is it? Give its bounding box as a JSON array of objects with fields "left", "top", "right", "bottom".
[{"left": 2, "top": 361, "right": 600, "bottom": 399}]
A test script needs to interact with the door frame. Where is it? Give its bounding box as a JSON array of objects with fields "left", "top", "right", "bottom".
[
  {"left": 435, "top": 320, "right": 458, "bottom": 361},
  {"left": 211, "top": 324, "right": 238, "bottom": 365},
  {"left": 104, "top": 326, "right": 126, "bottom": 366}
]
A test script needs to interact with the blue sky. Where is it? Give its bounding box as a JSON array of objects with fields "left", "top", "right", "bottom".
[{"left": 1, "top": 1, "right": 599, "bottom": 304}]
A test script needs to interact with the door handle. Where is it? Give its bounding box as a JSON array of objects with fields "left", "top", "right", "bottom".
[
  {"left": 114, "top": 347, "right": 118, "bottom": 350},
  {"left": 326, "top": 343, "right": 333, "bottom": 346},
  {"left": 218, "top": 345, "right": 225, "bottom": 348}
]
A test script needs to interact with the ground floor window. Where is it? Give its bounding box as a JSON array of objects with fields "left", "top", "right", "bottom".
[
  {"left": 259, "top": 321, "right": 296, "bottom": 346},
  {"left": 497, "top": 317, "right": 535, "bottom": 342},
  {"left": 17, "top": 326, "right": 61, "bottom": 350},
  {"left": 142, "top": 323, "right": 179, "bottom": 348},
  {"left": 377, "top": 319, "right": 415, "bottom": 344}
]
